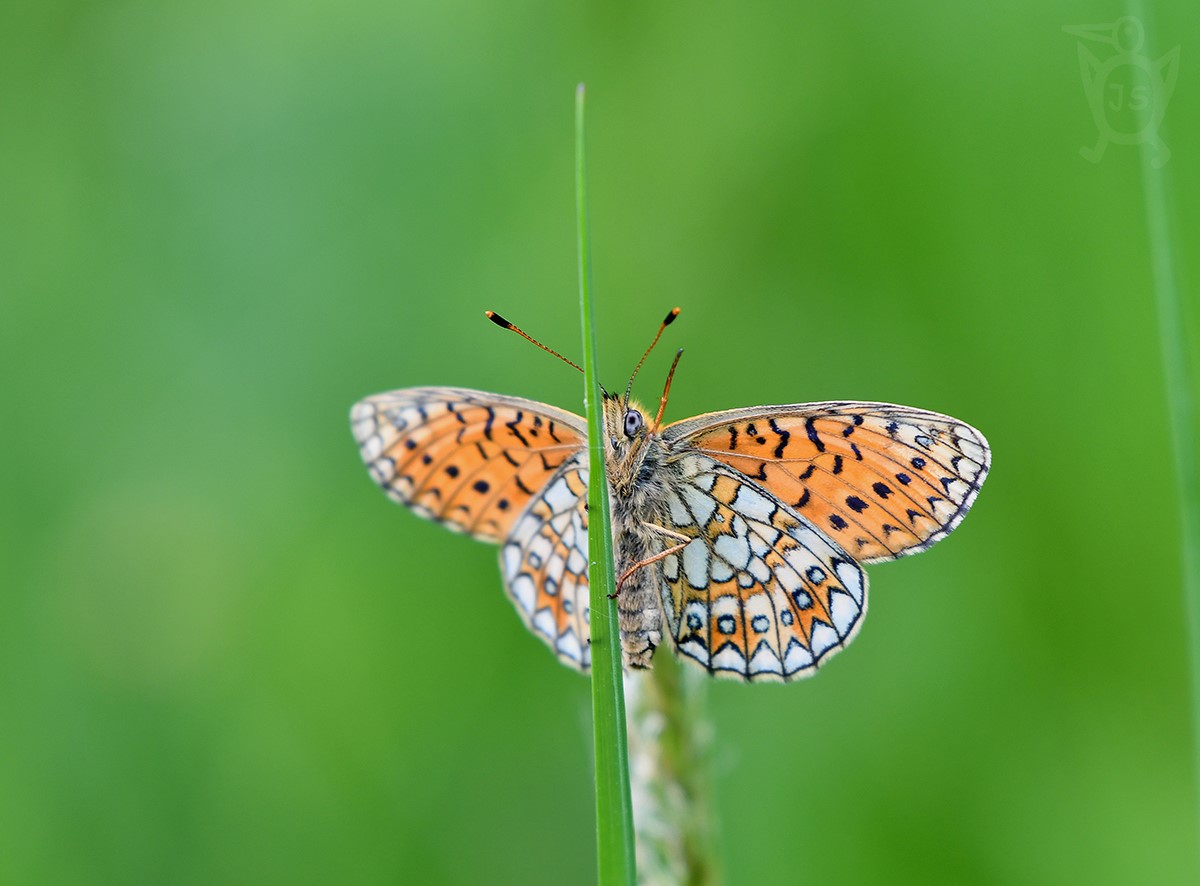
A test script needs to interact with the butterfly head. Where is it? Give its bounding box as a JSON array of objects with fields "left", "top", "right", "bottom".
[{"left": 601, "top": 391, "right": 661, "bottom": 495}]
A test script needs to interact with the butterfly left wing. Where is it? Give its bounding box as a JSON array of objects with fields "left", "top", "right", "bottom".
[
  {"left": 664, "top": 402, "right": 990, "bottom": 564},
  {"left": 657, "top": 454, "right": 867, "bottom": 682},
  {"left": 500, "top": 455, "right": 592, "bottom": 672},
  {"left": 351, "top": 387, "right": 586, "bottom": 542}
]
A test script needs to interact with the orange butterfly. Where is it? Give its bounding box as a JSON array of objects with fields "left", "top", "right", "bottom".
[{"left": 351, "top": 310, "right": 990, "bottom": 682}]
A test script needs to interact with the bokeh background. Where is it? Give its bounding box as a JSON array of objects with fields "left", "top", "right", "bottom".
[{"left": 3, "top": 1, "right": 1198, "bottom": 883}]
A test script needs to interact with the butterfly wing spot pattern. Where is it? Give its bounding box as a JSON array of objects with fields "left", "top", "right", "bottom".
[
  {"left": 658, "top": 457, "right": 867, "bottom": 681},
  {"left": 353, "top": 384, "right": 990, "bottom": 683},
  {"left": 670, "top": 403, "right": 990, "bottom": 565},
  {"left": 351, "top": 388, "right": 586, "bottom": 542},
  {"left": 500, "top": 457, "right": 593, "bottom": 670}
]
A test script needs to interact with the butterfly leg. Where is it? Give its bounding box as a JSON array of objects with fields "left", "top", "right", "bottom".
[{"left": 609, "top": 524, "right": 693, "bottom": 599}]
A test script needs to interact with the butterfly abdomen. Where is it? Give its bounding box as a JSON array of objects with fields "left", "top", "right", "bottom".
[{"left": 611, "top": 494, "right": 666, "bottom": 670}]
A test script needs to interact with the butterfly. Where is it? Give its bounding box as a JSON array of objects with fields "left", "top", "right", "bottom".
[{"left": 350, "top": 309, "right": 990, "bottom": 682}]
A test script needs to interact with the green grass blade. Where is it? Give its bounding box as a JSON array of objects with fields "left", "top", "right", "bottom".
[
  {"left": 1126, "top": 0, "right": 1200, "bottom": 861},
  {"left": 576, "top": 83, "right": 637, "bottom": 886}
]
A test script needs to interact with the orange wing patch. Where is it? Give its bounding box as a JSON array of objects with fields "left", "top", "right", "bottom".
[
  {"left": 351, "top": 388, "right": 586, "bottom": 542},
  {"left": 667, "top": 402, "right": 990, "bottom": 563}
]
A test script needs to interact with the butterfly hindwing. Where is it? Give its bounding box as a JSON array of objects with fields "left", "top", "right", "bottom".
[
  {"left": 500, "top": 456, "right": 592, "bottom": 671},
  {"left": 351, "top": 387, "right": 586, "bottom": 542},
  {"left": 665, "top": 402, "right": 990, "bottom": 563},
  {"left": 658, "top": 454, "right": 867, "bottom": 682}
]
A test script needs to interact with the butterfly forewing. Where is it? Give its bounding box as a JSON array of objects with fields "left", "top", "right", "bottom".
[
  {"left": 351, "top": 387, "right": 586, "bottom": 542},
  {"left": 658, "top": 454, "right": 867, "bottom": 682},
  {"left": 666, "top": 402, "right": 990, "bottom": 564}
]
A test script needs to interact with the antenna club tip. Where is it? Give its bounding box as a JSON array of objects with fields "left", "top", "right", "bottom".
[
  {"left": 485, "top": 310, "right": 511, "bottom": 329},
  {"left": 664, "top": 307, "right": 681, "bottom": 325}
]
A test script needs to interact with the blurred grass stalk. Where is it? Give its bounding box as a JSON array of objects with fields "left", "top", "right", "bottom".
[
  {"left": 1127, "top": 0, "right": 1200, "bottom": 856},
  {"left": 577, "top": 83, "right": 637, "bottom": 886},
  {"left": 626, "top": 654, "right": 721, "bottom": 885}
]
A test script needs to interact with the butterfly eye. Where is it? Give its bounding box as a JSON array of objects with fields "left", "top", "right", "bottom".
[{"left": 623, "top": 409, "right": 644, "bottom": 438}]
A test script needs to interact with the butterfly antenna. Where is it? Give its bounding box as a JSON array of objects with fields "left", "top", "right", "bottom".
[
  {"left": 486, "top": 311, "right": 611, "bottom": 396},
  {"left": 485, "top": 310, "right": 586, "bottom": 374},
  {"left": 623, "top": 307, "right": 680, "bottom": 410},
  {"left": 651, "top": 348, "right": 684, "bottom": 433}
]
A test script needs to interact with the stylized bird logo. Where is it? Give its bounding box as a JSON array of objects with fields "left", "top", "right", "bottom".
[{"left": 1063, "top": 16, "right": 1179, "bottom": 167}]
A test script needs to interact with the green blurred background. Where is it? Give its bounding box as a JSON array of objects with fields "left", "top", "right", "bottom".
[{"left": 2, "top": 1, "right": 1198, "bottom": 883}]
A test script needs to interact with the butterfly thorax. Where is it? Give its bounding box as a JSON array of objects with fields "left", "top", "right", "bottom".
[{"left": 601, "top": 394, "right": 681, "bottom": 668}]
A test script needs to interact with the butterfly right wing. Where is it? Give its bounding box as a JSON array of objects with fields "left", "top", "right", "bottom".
[
  {"left": 351, "top": 387, "right": 586, "bottom": 542},
  {"left": 658, "top": 453, "right": 868, "bottom": 682},
  {"left": 665, "top": 401, "right": 989, "bottom": 564}
]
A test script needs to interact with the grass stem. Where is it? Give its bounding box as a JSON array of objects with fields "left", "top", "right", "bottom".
[
  {"left": 576, "top": 83, "right": 637, "bottom": 886},
  {"left": 625, "top": 655, "right": 720, "bottom": 885},
  {"left": 1126, "top": 0, "right": 1200, "bottom": 865}
]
